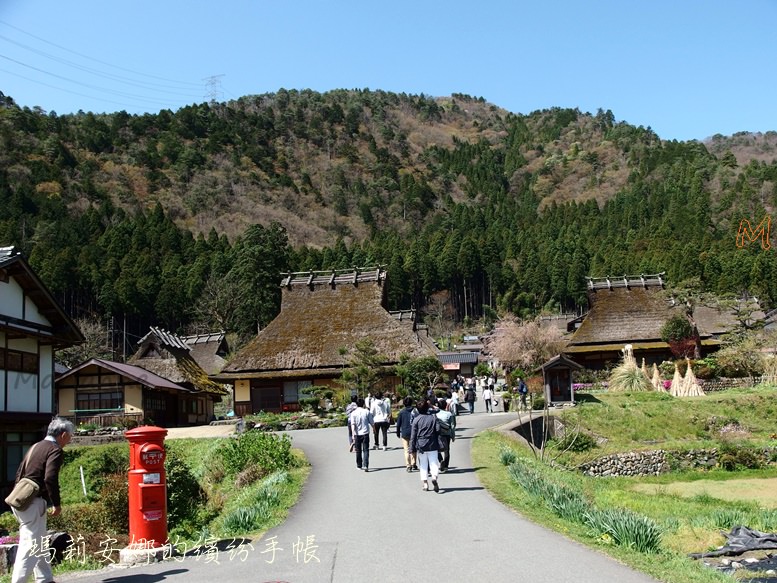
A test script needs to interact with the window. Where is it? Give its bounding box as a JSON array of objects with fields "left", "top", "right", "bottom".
[
  {"left": 0, "top": 349, "right": 39, "bottom": 374},
  {"left": 2, "top": 431, "right": 39, "bottom": 482},
  {"left": 76, "top": 390, "right": 123, "bottom": 411},
  {"left": 283, "top": 380, "right": 312, "bottom": 403}
]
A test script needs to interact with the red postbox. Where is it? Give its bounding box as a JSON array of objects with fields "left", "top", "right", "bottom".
[{"left": 126, "top": 426, "right": 168, "bottom": 548}]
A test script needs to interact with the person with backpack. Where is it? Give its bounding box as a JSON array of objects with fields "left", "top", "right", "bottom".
[
  {"left": 395, "top": 396, "right": 417, "bottom": 472},
  {"left": 517, "top": 377, "right": 528, "bottom": 410},
  {"left": 409, "top": 399, "right": 441, "bottom": 492},
  {"left": 436, "top": 398, "right": 455, "bottom": 472},
  {"left": 370, "top": 391, "right": 390, "bottom": 450}
]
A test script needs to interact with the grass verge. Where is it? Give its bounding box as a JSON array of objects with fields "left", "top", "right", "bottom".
[{"left": 474, "top": 431, "right": 735, "bottom": 583}]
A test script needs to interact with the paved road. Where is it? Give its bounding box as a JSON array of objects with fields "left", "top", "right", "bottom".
[{"left": 63, "top": 411, "right": 659, "bottom": 583}]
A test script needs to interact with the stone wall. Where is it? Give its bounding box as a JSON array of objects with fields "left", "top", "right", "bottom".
[
  {"left": 579, "top": 447, "right": 777, "bottom": 477},
  {"left": 579, "top": 450, "right": 670, "bottom": 477}
]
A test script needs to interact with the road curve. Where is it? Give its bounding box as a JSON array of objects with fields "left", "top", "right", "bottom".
[{"left": 63, "top": 411, "right": 659, "bottom": 583}]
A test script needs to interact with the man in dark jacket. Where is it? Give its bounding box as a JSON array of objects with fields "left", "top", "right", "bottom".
[
  {"left": 409, "top": 400, "right": 441, "bottom": 492},
  {"left": 395, "top": 397, "right": 417, "bottom": 472},
  {"left": 11, "top": 416, "right": 74, "bottom": 583}
]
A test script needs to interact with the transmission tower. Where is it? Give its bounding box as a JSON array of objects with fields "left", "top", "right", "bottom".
[{"left": 203, "top": 74, "right": 225, "bottom": 104}]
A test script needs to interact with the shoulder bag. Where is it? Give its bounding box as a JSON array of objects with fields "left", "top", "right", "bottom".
[{"left": 4, "top": 443, "right": 40, "bottom": 511}]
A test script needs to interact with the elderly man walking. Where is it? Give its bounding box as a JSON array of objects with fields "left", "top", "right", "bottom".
[
  {"left": 9, "top": 416, "right": 74, "bottom": 583},
  {"left": 350, "top": 398, "right": 374, "bottom": 472}
]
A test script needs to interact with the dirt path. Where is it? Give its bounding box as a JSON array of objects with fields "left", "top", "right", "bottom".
[{"left": 164, "top": 424, "right": 236, "bottom": 439}]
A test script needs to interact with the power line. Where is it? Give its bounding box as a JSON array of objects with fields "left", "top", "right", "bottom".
[
  {"left": 0, "top": 53, "right": 194, "bottom": 108},
  {"left": 0, "top": 34, "right": 202, "bottom": 97},
  {"left": 0, "top": 66, "right": 185, "bottom": 111},
  {"left": 0, "top": 19, "right": 201, "bottom": 88}
]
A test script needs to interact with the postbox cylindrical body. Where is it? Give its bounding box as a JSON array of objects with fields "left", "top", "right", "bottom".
[{"left": 126, "top": 426, "right": 168, "bottom": 548}]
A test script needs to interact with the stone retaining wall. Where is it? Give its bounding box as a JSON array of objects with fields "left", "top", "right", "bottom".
[{"left": 579, "top": 447, "right": 777, "bottom": 477}]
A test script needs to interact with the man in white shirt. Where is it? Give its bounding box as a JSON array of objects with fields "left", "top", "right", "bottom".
[
  {"left": 370, "top": 392, "right": 391, "bottom": 450},
  {"left": 350, "top": 398, "right": 374, "bottom": 471}
]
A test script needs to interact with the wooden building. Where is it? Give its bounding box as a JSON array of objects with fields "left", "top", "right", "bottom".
[
  {"left": 56, "top": 328, "right": 228, "bottom": 427},
  {"left": 540, "top": 354, "right": 582, "bottom": 405},
  {"left": 0, "top": 246, "right": 83, "bottom": 502},
  {"left": 213, "top": 267, "right": 438, "bottom": 415}
]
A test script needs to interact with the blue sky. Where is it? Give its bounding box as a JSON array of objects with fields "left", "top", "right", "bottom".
[{"left": 1, "top": 0, "right": 775, "bottom": 141}]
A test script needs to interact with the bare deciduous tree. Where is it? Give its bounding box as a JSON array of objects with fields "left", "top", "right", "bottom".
[{"left": 487, "top": 316, "right": 568, "bottom": 371}]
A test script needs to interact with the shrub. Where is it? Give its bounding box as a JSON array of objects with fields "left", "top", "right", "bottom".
[
  {"left": 531, "top": 396, "right": 545, "bottom": 410},
  {"left": 217, "top": 431, "right": 295, "bottom": 477},
  {"left": 166, "top": 446, "right": 206, "bottom": 529},
  {"left": 660, "top": 315, "right": 694, "bottom": 343},
  {"left": 96, "top": 473, "right": 129, "bottom": 533},
  {"left": 554, "top": 431, "right": 597, "bottom": 453},
  {"left": 717, "top": 442, "right": 762, "bottom": 470}
]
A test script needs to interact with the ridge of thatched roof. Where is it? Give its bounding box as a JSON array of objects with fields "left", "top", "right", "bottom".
[
  {"left": 570, "top": 275, "right": 759, "bottom": 347},
  {"left": 223, "top": 272, "right": 435, "bottom": 374},
  {"left": 129, "top": 328, "right": 227, "bottom": 395},
  {"left": 179, "top": 331, "right": 228, "bottom": 374},
  {"left": 569, "top": 286, "right": 673, "bottom": 345}
]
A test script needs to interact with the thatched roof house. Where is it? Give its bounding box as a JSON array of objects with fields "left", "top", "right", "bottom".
[
  {"left": 130, "top": 327, "right": 228, "bottom": 398},
  {"left": 214, "top": 267, "right": 438, "bottom": 414},
  {"left": 565, "top": 274, "right": 739, "bottom": 368}
]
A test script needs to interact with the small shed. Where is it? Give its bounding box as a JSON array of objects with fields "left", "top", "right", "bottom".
[{"left": 540, "top": 354, "right": 582, "bottom": 405}]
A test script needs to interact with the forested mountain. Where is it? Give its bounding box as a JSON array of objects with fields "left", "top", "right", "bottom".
[{"left": 1, "top": 89, "right": 776, "bottom": 352}]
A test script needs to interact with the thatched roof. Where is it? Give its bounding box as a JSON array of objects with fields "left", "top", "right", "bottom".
[
  {"left": 179, "top": 331, "right": 228, "bottom": 374},
  {"left": 568, "top": 274, "right": 760, "bottom": 353},
  {"left": 569, "top": 285, "right": 675, "bottom": 346},
  {"left": 129, "top": 327, "right": 227, "bottom": 395},
  {"left": 219, "top": 268, "right": 437, "bottom": 378}
]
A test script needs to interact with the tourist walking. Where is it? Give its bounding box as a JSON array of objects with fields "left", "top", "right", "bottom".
[
  {"left": 370, "top": 391, "right": 390, "bottom": 449},
  {"left": 395, "top": 397, "right": 417, "bottom": 472},
  {"left": 350, "top": 398, "right": 373, "bottom": 471},
  {"left": 409, "top": 399, "right": 441, "bottom": 492},
  {"left": 465, "top": 384, "right": 476, "bottom": 414},
  {"left": 517, "top": 377, "right": 528, "bottom": 410},
  {"left": 448, "top": 387, "right": 459, "bottom": 417},
  {"left": 483, "top": 385, "right": 493, "bottom": 413},
  {"left": 436, "top": 398, "right": 455, "bottom": 472},
  {"left": 8, "top": 417, "right": 74, "bottom": 583},
  {"left": 345, "top": 394, "right": 358, "bottom": 449}
]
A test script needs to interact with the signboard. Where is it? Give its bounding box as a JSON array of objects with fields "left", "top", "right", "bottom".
[{"left": 142, "top": 472, "right": 161, "bottom": 484}]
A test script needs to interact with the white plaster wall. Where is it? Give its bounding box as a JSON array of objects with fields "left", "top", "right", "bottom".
[
  {"left": 39, "top": 345, "right": 53, "bottom": 413},
  {"left": 7, "top": 337, "right": 37, "bottom": 352},
  {"left": 25, "top": 294, "right": 51, "bottom": 326},
  {"left": 0, "top": 278, "right": 24, "bottom": 318},
  {"left": 7, "top": 371, "right": 37, "bottom": 411}
]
